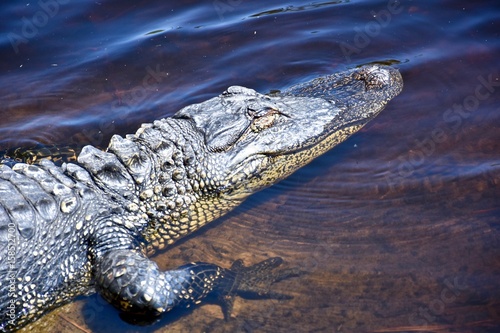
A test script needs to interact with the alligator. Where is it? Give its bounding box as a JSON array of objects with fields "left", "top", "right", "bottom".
[{"left": 0, "top": 65, "right": 403, "bottom": 332}]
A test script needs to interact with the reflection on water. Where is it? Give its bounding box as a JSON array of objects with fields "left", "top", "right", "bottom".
[{"left": 1, "top": 0, "right": 499, "bottom": 332}]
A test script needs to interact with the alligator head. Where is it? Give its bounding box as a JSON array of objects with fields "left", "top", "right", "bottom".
[{"left": 173, "top": 65, "right": 403, "bottom": 200}]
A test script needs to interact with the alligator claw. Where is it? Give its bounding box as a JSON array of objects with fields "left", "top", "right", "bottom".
[{"left": 219, "top": 257, "right": 304, "bottom": 320}]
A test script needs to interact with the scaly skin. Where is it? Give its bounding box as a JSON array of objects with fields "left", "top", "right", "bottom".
[{"left": 0, "top": 65, "right": 403, "bottom": 331}]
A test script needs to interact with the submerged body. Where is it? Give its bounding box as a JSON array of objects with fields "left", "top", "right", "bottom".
[{"left": 0, "top": 65, "right": 402, "bottom": 331}]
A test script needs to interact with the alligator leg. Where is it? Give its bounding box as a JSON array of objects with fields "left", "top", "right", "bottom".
[
  {"left": 0, "top": 143, "right": 80, "bottom": 165},
  {"left": 94, "top": 249, "right": 301, "bottom": 321},
  {"left": 217, "top": 257, "right": 302, "bottom": 320}
]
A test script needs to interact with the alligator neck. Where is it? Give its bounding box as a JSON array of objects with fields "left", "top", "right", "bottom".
[{"left": 100, "top": 118, "right": 240, "bottom": 252}]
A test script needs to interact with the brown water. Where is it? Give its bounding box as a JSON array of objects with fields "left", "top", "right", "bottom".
[{"left": 1, "top": 0, "right": 499, "bottom": 332}]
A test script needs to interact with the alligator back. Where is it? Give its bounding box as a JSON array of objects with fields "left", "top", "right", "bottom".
[{"left": 0, "top": 160, "right": 102, "bottom": 328}]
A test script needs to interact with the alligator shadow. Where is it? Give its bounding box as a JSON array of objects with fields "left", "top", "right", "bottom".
[
  {"left": 82, "top": 290, "right": 272, "bottom": 332},
  {"left": 81, "top": 292, "right": 198, "bottom": 332}
]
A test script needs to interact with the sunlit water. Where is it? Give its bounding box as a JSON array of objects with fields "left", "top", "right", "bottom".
[{"left": 1, "top": 0, "right": 499, "bottom": 332}]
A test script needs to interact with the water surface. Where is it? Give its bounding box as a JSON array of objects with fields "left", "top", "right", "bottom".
[{"left": 1, "top": 0, "right": 499, "bottom": 332}]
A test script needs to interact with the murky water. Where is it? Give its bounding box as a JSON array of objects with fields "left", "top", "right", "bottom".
[{"left": 1, "top": 0, "right": 499, "bottom": 332}]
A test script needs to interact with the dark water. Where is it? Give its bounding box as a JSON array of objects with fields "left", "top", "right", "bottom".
[{"left": 1, "top": 0, "right": 499, "bottom": 332}]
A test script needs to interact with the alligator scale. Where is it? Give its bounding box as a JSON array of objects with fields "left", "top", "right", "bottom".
[{"left": 0, "top": 65, "right": 402, "bottom": 331}]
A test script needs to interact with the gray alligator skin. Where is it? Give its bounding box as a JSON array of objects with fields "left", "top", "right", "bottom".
[{"left": 0, "top": 65, "right": 402, "bottom": 331}]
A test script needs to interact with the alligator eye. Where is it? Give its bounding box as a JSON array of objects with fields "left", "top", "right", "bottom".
[{"left": 248, "top": 107, "right": 288, "bottom": 132}]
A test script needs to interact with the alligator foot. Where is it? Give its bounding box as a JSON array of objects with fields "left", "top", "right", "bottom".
[{"left": 218, "top": 257, "right": 304, "bottom": 320}]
